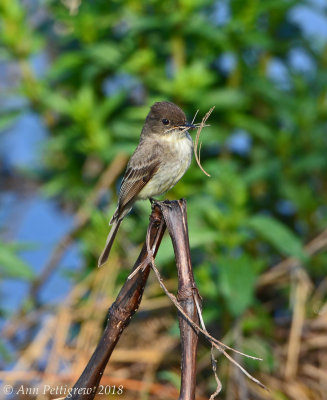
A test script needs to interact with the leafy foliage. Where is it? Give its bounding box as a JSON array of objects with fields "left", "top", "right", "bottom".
[
  {"left": 1, "top": 0, "right": 327, "bottom": 397},
  {"left": 0, "top": 242, "right": 34, "bottom": 280}
]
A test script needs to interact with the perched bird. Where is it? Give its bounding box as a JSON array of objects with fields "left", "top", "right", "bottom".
[{"left": 98, "top": 101, "right": 195, "bottom": 267}]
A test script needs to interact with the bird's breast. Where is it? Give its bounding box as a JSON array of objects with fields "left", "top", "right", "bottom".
[{"left": 138, "top": 133, "right": 193, "bottom": 199}]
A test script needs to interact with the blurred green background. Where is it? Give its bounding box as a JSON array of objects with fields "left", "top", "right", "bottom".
[{"left": 1, "top": 0, "right": 327, "bottom": 399}]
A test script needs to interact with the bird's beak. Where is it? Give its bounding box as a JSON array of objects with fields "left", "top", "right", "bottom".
[{"left": 181, "top": 122, "right": 196, "bottom": 130}]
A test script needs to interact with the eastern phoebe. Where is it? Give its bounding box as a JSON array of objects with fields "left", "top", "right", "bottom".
[{"left": 98, "top": 101, "right": 195, "bottom": 267}]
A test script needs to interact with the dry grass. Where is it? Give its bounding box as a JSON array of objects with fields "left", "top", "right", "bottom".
[
  {"left": 2, "top": 242, "right": 327, "bottom": 400},
  {"left": 192, "top": 106, "right": 215, "bottom": 178}
]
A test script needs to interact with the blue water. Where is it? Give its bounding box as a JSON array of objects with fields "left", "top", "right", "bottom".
[{"left": 0, "top": 110, "right": 81, "bottom": 315}]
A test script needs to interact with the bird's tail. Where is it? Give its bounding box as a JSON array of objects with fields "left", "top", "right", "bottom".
[{"left": 98, "top": 219, "right": 122, "bottom": 267}]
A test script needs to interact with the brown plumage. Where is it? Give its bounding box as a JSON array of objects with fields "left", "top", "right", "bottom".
[{"left": 98, "top": 101, "right": 195, "bottom": 267}]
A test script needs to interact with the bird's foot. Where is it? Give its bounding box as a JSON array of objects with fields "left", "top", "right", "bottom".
[
  {"left": 149, "top": 197, "right": 161, "bottom": 207},
  {"left": 162, "top": 199, "right": 174, "bottom": 209},
  {"left": 150, "top": 198, "right": 174, "bottom": 209}
]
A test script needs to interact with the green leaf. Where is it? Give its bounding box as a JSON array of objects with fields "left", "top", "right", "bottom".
[
  {"left": 218, "top": 254, "right": 261, "bottom": 317},
  {"left": 0, "top": 242, "right": 34, "bottom": 280},
  {"left": 229, "top": 113, "right": 274, "bottom": 141},
  {"left": 43, "top": 92, "right": 71, "bottom": 115},
  {"left": 247, "top": 215, "right": 306, "bottom": 260},
  {"left": 47, "top": 52, "right": 83, "bottom": 79},
  {"left": 85, "top": 43, "right": 121, "bottom": 67},
  {"left": 201, "top": 89, "right": 249, "bottom": 110}
]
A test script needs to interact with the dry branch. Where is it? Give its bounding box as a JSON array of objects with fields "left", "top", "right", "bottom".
[
  {"left": 66, "top": 204, "right": 166, "bottom": 400},
  {"left": 160, "top": 200, "right": 201, "bottom": 400},
  {"left": 65, "top": 199, "right": 266, "bottom": 400}
]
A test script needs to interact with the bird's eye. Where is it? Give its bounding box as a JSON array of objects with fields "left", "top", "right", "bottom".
[{"left": 162, "top": 119, "right": 169, "bottom": 125}]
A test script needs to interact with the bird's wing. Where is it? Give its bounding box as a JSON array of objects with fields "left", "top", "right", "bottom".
[{"left": 115, "top": 142, "right": 161, "bottom": 218}]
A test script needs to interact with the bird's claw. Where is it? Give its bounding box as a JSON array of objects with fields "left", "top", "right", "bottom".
[{"left": 163, "top": 200, "right": 173, "bottom": 209}]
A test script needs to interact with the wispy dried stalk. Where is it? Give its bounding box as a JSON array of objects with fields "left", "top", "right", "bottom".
[
  {"left": 164, "top": 107, "right": 214, "bottom": 177},
  {"left": 209, "top": 345, "right": 222, "bottom": 400},
  {"left": 149, "top": 259, "right": 266, "bottom": 389},
  {"left": 193, "top": 106, "right": 215, "bottom": 177}
]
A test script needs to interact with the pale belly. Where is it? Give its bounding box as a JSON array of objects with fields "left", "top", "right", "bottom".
[{"left": 138, "top": 134, "right": 193, "bottom": 199}]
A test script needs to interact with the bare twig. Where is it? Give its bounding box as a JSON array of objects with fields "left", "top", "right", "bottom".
[
  {"left": 194, "top": 290, "right": 222, "bottom": 399},
  {"left": 160, "top": 199, "right": 200, "bottom": 400},
  {"left": 285, "top": 277, "right": 311, "bottom": 379},
  {"left": 127, "top": 216, "right": 161, "bottom": 280},
  {"left": 147, "top": 200, "right": 266, "bottom": 390},
  {"left": 210, "top": 345, "right": 222, "bottom": 400},
  {"left": 149, "top": 203, "right": 263, "bottom": 358},
  {"left": 191, "top": 109, "right": 199, "bottom": 125},
  {"left": 147, "top": 256, "right": 266, "bottom": 391},
  {"left": 65, "top": 204, "right": 166, "bottom": 400},
  {"left": 150, "top": 260, "right": 266, "bottom": 389},
  {"left": 63, "top": 200, "right": 266, "bottom": 400}
]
